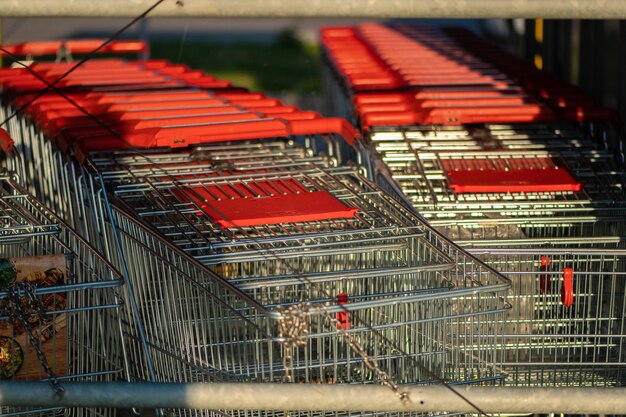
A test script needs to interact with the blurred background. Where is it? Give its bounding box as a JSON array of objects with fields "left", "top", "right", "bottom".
[{"left": 1, "top": 17, "right": 623, "bottom": 122}]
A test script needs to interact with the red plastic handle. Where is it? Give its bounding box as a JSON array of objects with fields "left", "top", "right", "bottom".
[
  {"left": 287, "top": 118, "right": 360, "bottom": 145},
  {"left": 218, "top": 92, "right": 266, "bottom": 100},
  {"left": 106, "top": 99, "right": 228, "bottom": 112},
  {"left": 164, "top": 118, "right": 359, "bottom": 147},
  {"left": 55, "top": 111, "right": 319, "bottom": 138},
  {"left": 93, "top": 90, "right": 213, "bottom": 103},
  {"left": 138, "top": 60, "right": 171, "bottom": 69},
  {"left": 0, "top": 40, "right": 147, "bottom": 56},
  {"left": 321, "top": 27, "right": 359, "bottom": 38},
  {"left": 50, "top": 69, "right": 148, "bottom": 78},
  {"left": 60, "top": 113, "right": 267, "bottom": 139},
  {"left": 561, "top": 267, "right": 574, "bottom": 307},
  {"left": 184, "top": 80, "right": 233, "bottom": 89},
  {"left": 150, "top": 64, "right": 191, "bottom": 75},
  {"left": 69, "top": 116, "right": 358, "bottom": 152},
  {"left": 111, "top": 105, "right": 245, "bottom": 120},
  {"left": 59, "top": 75, "right": 169, "bottom": 87},
  {"left": 361, "top": 105, "right": 557, "bottom": 127},
  {"left": 352, "top": 89, "right": 526, "bottom": 104},
  {"left": 356, "top": 96, "right": 536, "bottom": 113},
  {"left": 270, "top": 111, "right": 320, "bottom": 121},
  {"left": 32, "top": 59, "right": 127, "bottom": 71},
  {"left": 151, "top": 119, "right": 291, "bottom": 148}
]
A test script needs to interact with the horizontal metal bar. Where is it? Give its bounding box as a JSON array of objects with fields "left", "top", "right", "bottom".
[
  {"left": 268, "top": 282, "right": 511, "bottom": 317},
  {"left": 284, "top": 304, "right": 511, "bottom": 338},
  {"left": 0, "top": 0, "right": 625, "bottom": 18},
  {"left": 467, "top": 247, "right": 626, "bottom": 255},
  {"left": 0, "top": 279, "right": 124, "bottom": 299},
  {"left": 234, "top": 264, "right": 455, "bottom": 289},
  {"left": 1, "top": 382, "right": 626, "bottom": 414},
  {"left": 461, "top": 237, "right": 626, "bottom": 247}
]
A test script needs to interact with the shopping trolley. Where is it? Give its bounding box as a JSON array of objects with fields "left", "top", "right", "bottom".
[
  {"left": 56, "top": 116, "right": 510, "bottom": 390},
  {"left": 102, "top": 163, "right": 510, "bottom": 388},
  {"left": 361, "top": 113, "right": 626, "bottom": 389},
  {"left": 59, "top": 121, "right": 512, "bottom": 392},
  {"left": 0, "top": 172, "right": 131, "bottom": 416},
  {"left": 57, "top": 139, "right": 514, "bottom": 415},
  {"left": 365, "top": 123, "right": 626, "bottom": 240}
]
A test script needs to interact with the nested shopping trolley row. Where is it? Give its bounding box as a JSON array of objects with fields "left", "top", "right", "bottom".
[
  {"left": 363, "top": 118, "right": 626, "bottom": 389},
  {"left": 321, "top": 22, "right": 626, "bottom": 387},
  {"left": 0, "top": 54, "right": 512, "bottom": 417}
]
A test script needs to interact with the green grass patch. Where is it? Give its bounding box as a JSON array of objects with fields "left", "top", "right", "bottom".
[{"left": 150, "top": 30, "right": 322, "bottom": 94}]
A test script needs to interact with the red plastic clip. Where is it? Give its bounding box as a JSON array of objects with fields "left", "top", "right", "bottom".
[
  {"left": 561, "top": 267, "right": 574, "bottom": 307},
  {"left": 0, "top": 128, "right": 14, "bottom": 153},
  {"left": 539, "top": 256, "right": 551, "bottom": 294},
  {"left": 336, "top": 293, "right": 350, "bottom": 330}
]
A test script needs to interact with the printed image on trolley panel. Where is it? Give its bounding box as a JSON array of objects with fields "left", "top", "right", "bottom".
[{"left": 0, "top": 256, "right": 67, "bottom": 380}]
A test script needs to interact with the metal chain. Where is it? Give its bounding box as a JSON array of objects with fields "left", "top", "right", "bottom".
[
  {"left": 6, "top": 282, "right": 65, "bottom": 399},
  {"left": 277, "top": 302, "right": 410, "bottom": 406},
  {"left": 275, "top": 303, "right": 310, "bottom": 383}
]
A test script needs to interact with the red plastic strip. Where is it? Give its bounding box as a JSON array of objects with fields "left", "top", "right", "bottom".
[
  {"left": 446, "top": 168, "right": 582, "bottom": 193},
  {"left": 288, "top": 118, "right": 360, "bottom": 145},
  {"left": 183, "top": 189, "right": 358, "bottom": 228},
  {"left": 361, "top": 106, "right": 557, "bottom": 126},
  {"left": 356, "top": 96, "right": 537, "bottom": 113},
  {"left": 93, "top": 90, "right": 213, "bottom": 103},
  {"left": 353, "top": 89, "right": 526, "bottom": 104}
]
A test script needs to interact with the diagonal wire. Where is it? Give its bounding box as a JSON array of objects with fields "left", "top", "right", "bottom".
[
  {"left": 0, "top": 20, "right": 497, "bottom": 417},
  {"left": 0, "top": 0, "right": 166, "bottom": 129},
  {"left": 176, "top": 24, "right": 190, "bottom": 64}
]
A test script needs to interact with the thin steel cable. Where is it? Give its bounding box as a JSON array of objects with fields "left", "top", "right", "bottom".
[{"left": 176, "top": 25, "right": 190, "bottom": 64}]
